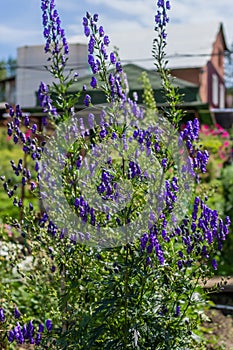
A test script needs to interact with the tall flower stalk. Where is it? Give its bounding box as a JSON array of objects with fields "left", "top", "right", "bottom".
[
  {"left": 0, "top": 0, "right": 231, "bottom": 349},
  {"left": 38, "top": 0, "right": 80, "bottom": 123}
]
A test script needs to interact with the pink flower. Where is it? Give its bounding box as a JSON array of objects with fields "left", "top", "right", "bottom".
[
  {"left": 219, "top": 152, "right": 226, "bottom": 160},
  {"left": 223, "top": 141, "right": 230, "bottom": 147},
  {"left": 25, "top": 129, "right": 32, "bottom": 139},
  {"left": 215, "top": 123, "right": 223, "bottom": 131},
  {"left": 221, "top": 131, "right": 229, "bottom": 138},
  {"left": 202, "top": 124, "right": 209, "bottom": 130}
]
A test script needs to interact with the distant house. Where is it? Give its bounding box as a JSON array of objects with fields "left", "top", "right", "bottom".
[
  {"left": 7, "top": 22, "right": 230, "bottom": 126},
  {"left": 167, "top": 22, "right": 228, "bottom": 110},
  {"left": 0, "top": 75, "right": 16, "bottom": 105},
  {"left": 16, "top": 43, "right": 89, "bottom": 108}
]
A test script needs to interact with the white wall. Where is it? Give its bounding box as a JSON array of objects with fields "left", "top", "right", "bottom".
[{"left": 16, "top": 43, "right": 89, "bottom": 108}]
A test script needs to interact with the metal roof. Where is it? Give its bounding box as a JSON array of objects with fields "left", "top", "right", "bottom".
[{"left": 67, "top": 63, "right": 201, "bottom": 106}]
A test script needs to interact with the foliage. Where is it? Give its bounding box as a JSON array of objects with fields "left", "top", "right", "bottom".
[
  {"left": 217, "top": 164, "right": 233, "bottom": 275},
  {"left": 199, "top": 124, "right": 231, "bottom": 180},
  {"left": 0, "top": 1, "right": 231, "bottom": 349},
  {"left": 197, "top": 123, "right": 233, "bottom": 275},
  {"left": 197, "top": 123, "right": 231, "bottom": 217}
]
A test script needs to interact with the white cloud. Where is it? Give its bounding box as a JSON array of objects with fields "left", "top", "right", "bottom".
[
  {"left": 70, "top": 0, "right": 233, "bottom": 45},
  {"left": 86, "top": 0, "right": 154, "bottom": 21},
  {"left": 56, "top": 0, "right": 80, "bottom": 12},
  {"left": 0, "top": 25, "right": 41, "bottom": 46},
  {"left": 1, "top": 0, "right": 233, "bottom": 60}
]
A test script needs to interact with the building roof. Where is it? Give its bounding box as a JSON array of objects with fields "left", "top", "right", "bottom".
[
  {"left": 69, "top": 21, "right": 228, "bottom": 71},
  {"left": 68, "top": 63, "right": 201, "bottom": 106},
  {"left": 69, "top": 63, "right": 198, "bottom": 91}
]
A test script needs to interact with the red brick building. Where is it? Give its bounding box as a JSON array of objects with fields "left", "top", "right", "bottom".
[{"left": 169, "top": 23, "right": 228, "bottom": 109}]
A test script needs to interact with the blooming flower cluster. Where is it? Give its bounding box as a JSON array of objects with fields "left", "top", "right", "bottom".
[
  {"left": 140, "top": 178, "right": 179, "bottom": 264},
  {"left": 133, "top": 127, "right": 161, "bottom": 154},
  {"left": 176, "top": 197, "right": 231, "bottom": 270},
  {"left": 38, "top": 0, "right": 74, "bottom": 121},
  {"left": 0, "top": 306, "right": 52, "bottom": 347},
  {"left": 6, "top": 104, "right": 43, "bottom": 160},
  {"left": 97, "top": 170, "right": 118, "bottom": 201},
  {"left": 0, "top": 307, "right": 5, "bottom": 322},
  {"left": 82, "top": 12, "right": 127, "bottom": 105},
  {"left": 38, "top": 81, "right": 58, "bottom": 116},
  {"left": 38, "top": 214, "right": 65, "bottom": 240},
  {"left": 179, "top": 118, "right": 209, "bottom": 175},
  {"left": 199, "top": 123, "right": 232, "bottom": 166},
  {"left": 140, "top": 195, "right": 231, "bottom": 268},
  {"left": 74, "top": 195, "right": 96, "bottom": 225},
  {"left": 201, "top": 123, "right": 229, "bottom": 139},
  {"left": 1, "top": 105, "right": 43, "bottom": 206},
  {"left": 140, "top": 224, "right": 165, "bottom": 265},
  {"left": 41, "top": 0, "right": 68, "bottom": 56},
  {"left": 8, "top": 319, "right": 52, "bottom": 346},
  {"left": 163, "top": 177, "right": 179, "bottom": 211},
  {"left": 128, "top": 161, "right": 142, "bottom": 180},
  {"left": 154, "top": 0, "right": 171, "bottom": 40}
]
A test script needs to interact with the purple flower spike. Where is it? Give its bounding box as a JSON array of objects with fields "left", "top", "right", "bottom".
[
  {"left": 157, "top": 0, "right": 164, "bottom": 7},
  {"left": 116, "top": 62, "right": 122, "bottom": 72},
  {"left": 93, "top": 13, "right": 98, "bottom": 22},
  {"left": 99, "top": 26, "right": 104, "bottom": 37},
  {"left": 0, "top": 308, "right": 5, "bottom": 322},
  {"left": 84, "top": 26, "right": 90, "bottom": 37},
  {"left": 166, "top": 1, "right": 171, "bottom": 10},
  {"left": 14, "top": 307, "right": 21, "bottom": 319},
  {"left": 110, "top": 52, "right": 116, "bottom": 64},
  {"left": 90, "top": 76, "right": 97, "bottom": 88},
  {"left": 104, "top": 35, "right": 110, "bottom": 46},
  {"left": 82, "top": 17, "right": 88, "bottom": 26},
  {"left": 45, "top": 319, "right": 53, "bottom": 332},
  {"left": 161, "top": 158, "right": 167, "bottom": 169},
  {"left": 38, "top": 323, "right": 44, "bottom": 332},
  {"left": 174, "top": 305, "right": 180, "bottom": 317},
  {"left": 35, "top": 332, "right": 42, "bottom": 345},
  {"left": 8, "top": 330, "right": 15, "bottom": 342},
  {"left": 84, "top": 94, "right": 91, "bottom": 107},
  {"left": 211, "top": 259, "right": 218, "bottom": 270}
]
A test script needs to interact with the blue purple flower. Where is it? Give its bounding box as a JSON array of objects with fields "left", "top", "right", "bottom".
[
  {"left": 90, "top": 76, "right": 97, "bottom": 88},
  {"left": 0, "top": 308, "right": 5, "bottom": 322},
  {"left": 14, "top": 307, "right": 21, "bottom": 319},
  {"left": 211, "top": 259, "right": 218, "bottom": 270},
  {"left": 99, "top": 26, "right": 104, "bottom": 37},
  {"left": 45, "top": 319, "right": 53, "bottom": 332},
  {"left": 84, "top": 94, "right": 91, "bottom": 107},
  {"left": 41, "top": 0, "right": 68, "bottom": 56}
]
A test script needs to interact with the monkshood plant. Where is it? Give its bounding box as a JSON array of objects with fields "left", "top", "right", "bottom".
[{"left": 0, "top": 0, "right": 231, "bottom": 349}]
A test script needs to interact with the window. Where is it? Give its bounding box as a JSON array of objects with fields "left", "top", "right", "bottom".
[
  {"left": 219, "top": 84, "right": 225, "bottom": 109},
  {"left": 212, "top": 74, "right": 218, "bottom": 106}
]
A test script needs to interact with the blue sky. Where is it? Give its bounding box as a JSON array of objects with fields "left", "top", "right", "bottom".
[{"left": 1, "top": 0, "right": 233, "bottom": 61}]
